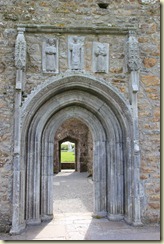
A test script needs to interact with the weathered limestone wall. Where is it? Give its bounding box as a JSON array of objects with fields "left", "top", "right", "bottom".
[{"left": 0, "top": 0, "right": 160, "bottom": 232}]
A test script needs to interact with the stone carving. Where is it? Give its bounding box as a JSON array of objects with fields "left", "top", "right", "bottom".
[
  {"left": 126, "top": 31, "right": 140, "bottom": 72},
  {"left": 68, "top": 36, "right": 84, "bottom": 71},
  {"left": 42, "top": 38, "right": 58, "bottom": 73},
  {"left": 93, "top": 42, "right": 109, "bottom": 73},
  {"left": 15, "top": 28, "right": 26, "bottom": 70}
]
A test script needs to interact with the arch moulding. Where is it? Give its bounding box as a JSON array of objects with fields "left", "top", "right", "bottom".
[{"left": 11, "top": 73, "right": 142, "bottom": 234}]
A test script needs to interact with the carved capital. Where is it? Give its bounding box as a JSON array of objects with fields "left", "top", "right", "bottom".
[
  {"left": 126, "top": 31, "right": 140, "bottom": 72},
  {"left": 15, "top": 28, "right": 26, "bottom": 70}
]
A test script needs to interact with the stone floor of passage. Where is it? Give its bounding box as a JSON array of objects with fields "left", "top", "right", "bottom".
[{"left": 0, "top": 170, "right": 160, "bottom": 241}]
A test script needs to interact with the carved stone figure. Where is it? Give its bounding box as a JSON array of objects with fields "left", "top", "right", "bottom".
[
  {"left": 15, "top": 28, "right": 26, "bottom": 70},
  {"left": 68, "top": 36, "right": 84, "bottom": 71},
  {"left": 126, "top": 31, "right": 140, "bottom": 72},
  {"left": 93, "top": 42, "right": 109, "bottom": 73},
  {"left": 42, "top": 38, "right": 58, "bottom": 73}
]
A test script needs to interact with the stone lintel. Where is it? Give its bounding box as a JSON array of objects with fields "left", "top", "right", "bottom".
[{"left": 16, "top": 24, "right": 136, "bottom": 35}]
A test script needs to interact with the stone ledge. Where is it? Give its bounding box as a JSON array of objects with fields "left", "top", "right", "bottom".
[{"left": 16, "top": 24, "right": 136, "bottom": 35}]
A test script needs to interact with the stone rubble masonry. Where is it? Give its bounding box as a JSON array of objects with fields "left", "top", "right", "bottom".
[{"left": 0, "top": 0, "right": 160, "bottom": 232}]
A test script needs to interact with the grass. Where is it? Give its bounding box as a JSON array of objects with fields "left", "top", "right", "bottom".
[{"left": 61, "top": 151, "right": 75, "bottom": 163}]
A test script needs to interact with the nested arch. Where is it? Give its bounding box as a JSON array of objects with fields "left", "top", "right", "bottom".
[
  {"left": 12, "top": 74, "right": 139, "bottom": 234},
  {"left": 40, "top": 106, "right": 107, "bottom": 221}
]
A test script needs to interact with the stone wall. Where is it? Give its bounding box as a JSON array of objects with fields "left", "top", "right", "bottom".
[{"left": 0, "top": 0, "right": 160, "bottom": 232}]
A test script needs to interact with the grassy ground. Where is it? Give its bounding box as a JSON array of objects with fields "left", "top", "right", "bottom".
[{"left": 61, "top": 151, "right": 75, "bottom": 163}]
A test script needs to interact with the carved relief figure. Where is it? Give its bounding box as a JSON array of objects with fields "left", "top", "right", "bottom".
[
  {"left": 93, "top": 42, "right": 109, "bottom": 73},
  {"left": 42, "top": 38, "right": 58, "bottom": 73},
  {"left": 68, "top": 36, "right": 84, "bottom": 70}
]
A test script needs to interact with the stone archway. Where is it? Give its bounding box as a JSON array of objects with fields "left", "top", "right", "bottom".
[{"left": 10, "top": 73, "right": 142, "bottom": 234}]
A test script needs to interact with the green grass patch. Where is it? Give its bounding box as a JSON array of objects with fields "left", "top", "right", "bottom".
[{"left": 61, "top": 151, "right": 75, "bottom": 163}]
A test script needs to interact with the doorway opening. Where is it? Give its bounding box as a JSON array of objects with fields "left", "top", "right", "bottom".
[
  {"left": 60, "top": 140, "right": 76, "bottom": 170},
  {"left": 54, "top": 118, "right": 93, "bottom": 175},
  {"left": 53, "top": 118, "right": 94, "bottom": 216}
]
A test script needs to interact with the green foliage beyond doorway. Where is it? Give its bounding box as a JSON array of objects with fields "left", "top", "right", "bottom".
[
  {"left": 61, "top": 151, "right": 75, "bottom": 163},
  {"left": 60, "top": 141, "right": 75, "bottom": 163}
]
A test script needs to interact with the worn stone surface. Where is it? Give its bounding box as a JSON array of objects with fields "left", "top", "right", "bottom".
[
  {"left": 0, "top": 171, "right": 160, "bottom": 240},
  {"left": 0, "top": 0, "right": 160, "bottom": 233}
]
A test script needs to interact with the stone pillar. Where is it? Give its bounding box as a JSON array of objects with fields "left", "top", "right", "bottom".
[
  {"left": 92, "top": 140, "right": 107, "bottom": 218},
  {"left": 126, "top": 31, "right": 142, "bottom": 226},
  {"left": 41, "top": 140, "right": 54, "bottom": 221},
  {"left": 10, "top": 28, "right": 26, "bottom": 234},
  {"left": 107, "top": 140, "right": 124, "bottom": 221}
]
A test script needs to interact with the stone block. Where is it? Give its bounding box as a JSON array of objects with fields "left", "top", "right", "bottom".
[
  {"left": 145, "top": 87, "right": 159, "bottom": 93},
  {"left": 110, "top": 67, "right": 123, "bottom": 73},
  {"left": 138, "top": 37, "right": 149, "bottom": 43},
  {"left": 141, "top": 75, "right": 160, "bottom": 86},
  {"left": 149, "top": 194, "right": 160, "bottom": 201},
  {"left": 140, "top": 174, "right": 148, "bottom": 180},
  {"left": 147, "top": 93, "right": 159, "bottom": 100},
  {"left": 143, "top": 57, "right": 157, "bottom": 68},
  {"left": 141, "top": 167, "right": 155, "bottom": 174},
  {"left": 155, "top": 187, "right": 160, "bottom": 193},
  {"left": 148, "top": 202, "right": 160, "bottom": 209}
]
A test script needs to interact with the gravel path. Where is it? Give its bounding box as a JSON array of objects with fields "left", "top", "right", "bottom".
[{"left": 53, "top": 170, "right": 93, "bottom": 214}]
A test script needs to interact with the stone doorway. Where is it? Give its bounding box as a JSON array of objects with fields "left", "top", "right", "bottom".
[
  {"left": 54, "top": 118, "right": 93, "bottom": 174},
  {"left": 11, "top": 74, "right": 142, "bottom": 234},
  {"left": 59, "top": 140, "right": 76, "bottom": 171}
]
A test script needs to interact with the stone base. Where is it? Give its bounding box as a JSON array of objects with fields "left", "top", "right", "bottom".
[
  {"left": 108, "top": 213, "right": 124, "bottom": 221},
  {"left": 10, "top": 222, "right": 26, "bottom": 235},
  {"left": 41, "top": 214, "right": 53, "bottom": 222},
  {"left": 124, "top": 216, "right": 143, "bottom": 226},
  {"left": 124, "top": 216, "right": 133, "bottom": 225},
  {"left": 132, "top": 220, "right": 144, "bottom": 227},
  {"left": 92, "top": 211, "right": 107, "bottom": 218},
  {"left": 26, "top": 218, "right": 41, "bottom": 225}
]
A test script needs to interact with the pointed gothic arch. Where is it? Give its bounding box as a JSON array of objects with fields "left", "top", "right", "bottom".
[{"left": 11, "top": 73, "right": 142, "bottom": 234}]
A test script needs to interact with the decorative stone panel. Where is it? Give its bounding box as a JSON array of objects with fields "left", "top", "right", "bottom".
[
  {"left": 68, "top": 36, "right": 84, "bottom": 71},
  {"left": 42, "top": 38, "right": 59, "bottom": 74},
  {"left": 15, "top": 28, "right": 26, "bottom": 70},
  {"left": 92, "top": 42, "right": 109, "bottom": 73},
  {"left": 126, "top": 31, "right": 140, "bottom": 72}
]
